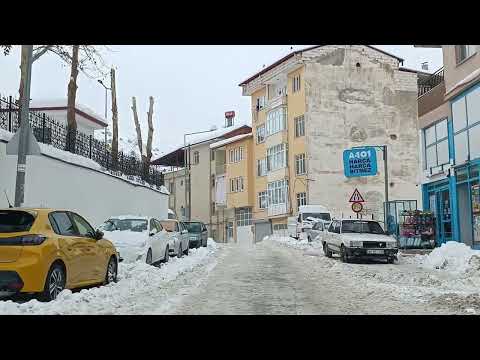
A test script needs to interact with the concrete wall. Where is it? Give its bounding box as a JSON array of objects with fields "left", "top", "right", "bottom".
[
  {"left": 0, "top": 141, "right": 168, "bottom": 228},
  {"left": 304, "top": 45, "right": 421, "bottom": 221},
  {"left": 443, "top": 45, "right": 480, "bottom": 94}
]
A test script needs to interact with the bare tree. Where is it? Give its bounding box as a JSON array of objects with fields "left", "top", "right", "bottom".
[
  {"left": 66, "top": 45, "right": 80, "bottom": 153},
  {"left": 131, "top": 96, "right": 155, "bottom": 179},
  {"left": 110, "top": 68, "right": 119, "bottom": 169},
  {"left": 1, "top": 45, "right": 12, "bottom": 55}
]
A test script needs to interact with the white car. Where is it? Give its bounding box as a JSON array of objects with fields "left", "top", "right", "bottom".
[
  {"left": 306, "top": 220, "right": 327, "bottom": 242},
  {"left": 99, "top": 216, "right": 170, "bottom": 265},
  {"left": 322, "top": 219, "right": 398, "bottom": 263},
  {"left": 159, "top": 219, "right": 190, "bottom": 258}
]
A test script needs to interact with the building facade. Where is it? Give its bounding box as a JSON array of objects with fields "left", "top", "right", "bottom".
[
  {"left": 417, "top": 45, "right": 480, "bottom": 248},
  {"left": 163, "top": 168, "right": 187, "bottom": 220},
  {"left": 240, "top": 45, "right": 421, "bottom": 230},
  {"left": 210, "top": 133, "right": 254, "bottom": 243}
]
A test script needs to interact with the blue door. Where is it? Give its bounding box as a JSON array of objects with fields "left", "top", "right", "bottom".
[{"left": 437, "top": 188, "right": 453, "bottom": 244}]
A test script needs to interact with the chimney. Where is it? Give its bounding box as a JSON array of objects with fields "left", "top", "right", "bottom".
[{"left": 225, "top": 111, "right": 235, "bottom": 128}]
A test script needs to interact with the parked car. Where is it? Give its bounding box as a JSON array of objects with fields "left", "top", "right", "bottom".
[
  {"left": 98, "top": 216, "right": 169, "bottom": 265},
  {"left": 182, "top": 221, "right": 208, "bottom": 248},
  {"left": 0, "top": 208, "right": 119, "bottom": 301},
  {"left": 288, "top": 205, "right": 332, "bottom": 239},
  {"left": 159, "top": 219, "right": 189, "bottom": 257},
  {"left": 307, "top": 220, "right": 327, "bottom": 242},
  {"left": 322, "top": 219, "right": 398, "bottom": 263}
]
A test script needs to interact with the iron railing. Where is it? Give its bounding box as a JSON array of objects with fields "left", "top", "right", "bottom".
[
  {"left": 418, "top": 67, "right": 444, "bottom": 97},
  {"left": 0, "top": 94, "right": 164, "bottom": 188}
]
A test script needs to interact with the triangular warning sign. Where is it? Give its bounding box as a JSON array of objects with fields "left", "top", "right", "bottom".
[{"left": 349, "top": 188, "right": 365, "bottom": 203}]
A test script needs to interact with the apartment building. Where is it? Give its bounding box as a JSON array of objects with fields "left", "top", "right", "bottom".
[
  {"left": 210, "top": 132, "right": 254, "bottom": 243},
  {"left": 239, "top": 45, "right": 421, "bottom": 230},
  {"left": 417, "top": 45, "right": 480, "bottom": 248},
  {"left": 151, "top": 119, "right": 251, "bottom": 232}
]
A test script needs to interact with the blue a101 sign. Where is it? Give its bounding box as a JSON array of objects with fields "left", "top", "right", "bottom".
[{"left": 343, "top": 147, "right": 378, "bottom": 177}]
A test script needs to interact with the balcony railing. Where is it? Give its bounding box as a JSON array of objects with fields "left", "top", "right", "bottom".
[
  {"left": 418, "top": 67, "right": 444, "bottom": 97},
  {"left": 266, "top": 95, "right": 287, "bottom": 111}
]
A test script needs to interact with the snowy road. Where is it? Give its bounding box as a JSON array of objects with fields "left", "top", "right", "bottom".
[{"left": 170, "top": 238, "right": 480, "bottom": 315}]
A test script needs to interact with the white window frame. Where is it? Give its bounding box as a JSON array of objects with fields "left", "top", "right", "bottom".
[
  {"left": 266, "top": 107, "right": 287, "bottom": 137},
  {"left": 257, "top": 158, "right": 267, "bottom": 177},
  {"left": 258, "top": 191, "right": 268, "bottom": 209},
  {"left": 294, "top": 115, "right": 305, "bottom": 137},
  {"left": 267, "top": 179, "right": 289, "bottom": 206},
  {"left": 295, "top": 153, "right": 306, "bottom": 175},
  {"left": 267, "top": 143, "right": 287, "bottom": 172},
  {"left": 292, "top": 74, "right": 301, "bottom": 93},
  {"left": 296, "top": 192, "right": 307, "bottom": 209},
  {"left": 230, "top": 176, "right": 244, "bottom": 193},
  {"left": 256, "top": 124, "right": 266, "bottom": 144}
]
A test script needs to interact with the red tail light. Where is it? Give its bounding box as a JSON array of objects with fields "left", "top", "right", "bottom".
[{"left": 1, "top": 235, "right": 47, "bottom": 246}]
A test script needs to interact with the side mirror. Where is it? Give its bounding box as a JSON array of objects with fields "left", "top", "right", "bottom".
[
  {"left": 94, "top": 230, "right": 104, "bottom": 240},
  {"left": 149, "top": 232, "right": 156, "bottom": 237}
]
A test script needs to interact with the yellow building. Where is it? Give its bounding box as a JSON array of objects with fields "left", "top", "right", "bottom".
[{"left": 210, "top": 132, "right": 254, "bottom": 243}]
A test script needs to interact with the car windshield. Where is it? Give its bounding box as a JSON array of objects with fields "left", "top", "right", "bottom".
[
  {"left": 341, "top": 220, "right": 384, "bottom": 234},
  {"left": 183, "top": 222, "right": 202, "bottom": 233},
  {"left": 99, "top": 219, "right": 148, "bottom": 232},
  {"left": 303, "top": 213, "right": 331, "bottom": 221},
  {"left": 0, "top": 210, "right": 36, "bottom": 233},
  {"left": 159, "top": 220, "right": 177, "bottom": 232}
]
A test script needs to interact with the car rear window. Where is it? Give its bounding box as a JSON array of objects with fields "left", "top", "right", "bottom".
[
  {"left": 183, "top": 222, "right": 202, "bottom": 233},
  {"left": 0, "top": 211, "right": 36, "bottom": 233}
]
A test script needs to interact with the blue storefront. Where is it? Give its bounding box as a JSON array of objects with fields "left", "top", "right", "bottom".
[{"left": 421, "top": 81, "right": 480, "bottom": 249}]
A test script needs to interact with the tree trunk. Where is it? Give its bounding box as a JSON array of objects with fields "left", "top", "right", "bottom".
[
  {"left": 66, "top": 45, "right": 79, "bottom": 153},
  {"left": 111, "top": 68, "right": 119, "bottom": 169},
  {"left": 145, "top": 96, "right": 155, "bottom": 181},
  {"left": 131, "top": 96, "right": 145, "bottom": 178}
]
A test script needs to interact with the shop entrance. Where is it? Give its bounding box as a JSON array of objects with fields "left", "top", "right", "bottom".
[
  {"left": 426, "top": 180, "right": 452, "bottom": 246},
  {"left": 456, "top": 164, "right": 480, "bottom": 248}
]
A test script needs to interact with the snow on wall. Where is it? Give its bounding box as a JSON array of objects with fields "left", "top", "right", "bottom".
[
  {"left": 304, "top": 45, "right": 421, "bottom": 220},
  {"left": 0, "top": 140, "right": 168, "bottom": 228}
]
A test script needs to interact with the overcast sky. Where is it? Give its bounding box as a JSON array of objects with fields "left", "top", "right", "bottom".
[{"left": 0, "top": 45, "right": 443, "bottom": 156}]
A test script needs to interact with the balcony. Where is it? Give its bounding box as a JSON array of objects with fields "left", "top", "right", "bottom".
[
  {"left": 418, "top": 68, "right": 446, "bottom": 118},
  {"left": 268, "top": 203, "right": 289, "bottom": 217},
  {"left": 418, "top": 67, "right": 444, "bottom": 97},
  {"left": 215, "top": 163, "right": 226, "bottom": 175},
  {"left": 266, "top": 95, "right": 287, "bottom": 111}
]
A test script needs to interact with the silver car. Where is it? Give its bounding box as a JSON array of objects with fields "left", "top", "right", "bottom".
[
  {"left": 182, "top": 221, "right": 208, "bottom": 248},
  {"left": 159, "top": 219, "right": 190, "bottom": 257},
  {"left": 307, "top": 221, "right": 327, "bottom": 242}
]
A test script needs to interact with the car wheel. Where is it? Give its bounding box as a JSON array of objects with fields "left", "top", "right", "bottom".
[
  {"left": 323, "top": 243, "right": 333, "bottom": 258},
  {"left": 387, "top": 257, "right": 395, "bottom": 264},
  {"left": 196, "top": 241, "right": 201, "bottom": 249},
  {"left": 105, "top": 256, "right": 118, "bottom": 284},
  {"left": 177, "top": 243, "right": 183, "bottom": 258},
  {"left": 184, "top": 244, "right": 189, "bottom": 256},
  {"left": 162, "top": 246, "right": 169, "bottom": 263},
  {"left": 146, "top": 249, "right": 153, "bottom": 265},
  {"left": 340, "top": 245, "right": 349, "bottom": 263},
  {"left": 308, "top": 236, "right": 312, "bottom": 242},
  {"left": 40, "top": 263, "right": 66, "bottom": 302},
  {"left": 203, "top": 239, "right": 207, "bottom": 247}
]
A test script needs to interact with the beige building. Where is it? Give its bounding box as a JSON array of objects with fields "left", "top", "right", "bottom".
[
  {"left": 239, "top": 45, "right": 422, "bottom": 230},
  {"left": 151, "top": 121, "right": 251, "bottom": 233}
]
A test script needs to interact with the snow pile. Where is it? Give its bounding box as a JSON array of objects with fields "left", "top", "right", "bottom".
[
  {"left": 0, "top": 239, "right": 218, "bottom": 315},
  {"left": 268, "top": 235, "right": 323, "bottom": 251},
  {"left": 0, "top": 128, "right": 14, "bottom": 142},
  {"left": 420, "top": 242, "right": 480, "bottom": 275}
]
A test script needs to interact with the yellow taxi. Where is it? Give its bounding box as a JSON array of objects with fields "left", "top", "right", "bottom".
[{"left": 0, "top": 208, "right": 119, "bottom": 301}]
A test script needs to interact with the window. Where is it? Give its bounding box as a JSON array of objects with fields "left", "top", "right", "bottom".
[
  {"left": 256, "top": 124, "right": 266, "bottom": 144},
  {"left": 456, "top": 45, "right": 477, "bottom": 64},
  {"left": 267, "top": 179, "right": 288, "bottom": 206},
  {"left": 229, "top": 147, "right": 244, "bottom": 163},
  {"left": 211, "top": 202, "right": 216, "bottom": 214},
  {"left": 0, "top": 211, "right": 35, "bottom": 233},
  {"left": 267, "top": 143, "right": 287, "bottom": 171},
  {"left": 424, "top": 119, "right": 449, "bottom": 169},
  {"left": 193, "top": 151, "right": 199, "bottom": 165},
  {"left": 266, "top": 107, "right": 287, "bottom": 136},
  {"left": 230, "top": 177, "right": 244, "bottom": 192},
  {"left": 292, "top": 74, "right": 301, "bottom": 93},
  {"left": 258, "top": 191, "right": 268, "bottom": 209},
  {"left": 452, "top": 86, "right": 480, "bottom": 164},
  {"left": 294, "top": 115, "right": 305, "bottom": 137},
  {"left": 296, "top": 192, "right": 307, "bottom": 209},
  {"left": 70, "top": 213, "right": 95, "bottom": 237},
  {"left": 149, "top": 219, "right": 157, "bottom": 234},
  {"left": 295, "top": 153, "right": 306, "bottom": 175},
  {"left": 168, "top": 182, "right": 174, "bottom": 194},
  {"left": 256, "top": 95, "right": 266, "bottom": 111},
  {"left": 273, "top": 224, "right": 288, "bottom": 231},
  {"left": 236, "top": 207, "right": 252, "bottom": 227},
  {"left": 257, "top": 158, "right": 267, "bottom": 177},
  {"left": 50, "top": 212, "right": 77, "bottom": 236}
]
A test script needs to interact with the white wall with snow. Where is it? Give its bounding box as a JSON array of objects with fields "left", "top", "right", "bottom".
[{"left": 0, "top": 140, "right": 168, "bottom": 228}]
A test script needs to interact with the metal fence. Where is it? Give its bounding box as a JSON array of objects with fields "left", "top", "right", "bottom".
[
  {"left": 418, "top": 67, "right": 444, "bottom": 97},
  {"left": 0, "top": 95, "right": 164, "bottom": 188}
]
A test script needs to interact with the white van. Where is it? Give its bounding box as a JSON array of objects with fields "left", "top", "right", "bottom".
[{"left": 288, "top": 205, "right": 332, "bottom": 240}]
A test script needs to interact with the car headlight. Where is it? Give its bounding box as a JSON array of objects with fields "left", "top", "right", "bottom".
[
  {"left": 349, "top": 241, "right": 363, "bottom": 248},
  {"left": 386, "top": 242, "right": 397, "bottom": 248}
]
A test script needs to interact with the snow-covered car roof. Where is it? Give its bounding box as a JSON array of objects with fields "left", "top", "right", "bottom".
[{"left": 106, "top": 215, "right": 151, "bottom": 221}]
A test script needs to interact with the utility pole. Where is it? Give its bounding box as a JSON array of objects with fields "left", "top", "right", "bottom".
[
  {"left": 14, "top": 45, "right": 34, "bottom": 207},
  {"left": 382, "top": 145, "right": 389, "bottom": 232}
]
